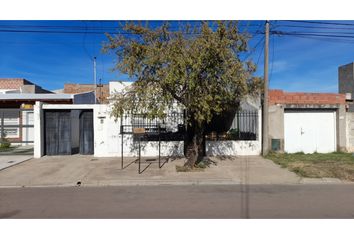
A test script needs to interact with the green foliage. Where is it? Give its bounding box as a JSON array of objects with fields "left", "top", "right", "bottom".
[
  {"left": 0, "top": 133, "right": 11, "bottom": 149},
  {"left": 227, "top": 128, "right": 239, "bottom": 139},
  {"left": 104, "top": 21, "right": 262, "bottom": 126}
]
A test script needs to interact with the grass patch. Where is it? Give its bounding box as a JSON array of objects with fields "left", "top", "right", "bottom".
[
  {"left": 266, "top": 152, "right": 354, "bottom": 181},
  {"left": 0, "top": 146, "right": 15, "bottom": 152}
]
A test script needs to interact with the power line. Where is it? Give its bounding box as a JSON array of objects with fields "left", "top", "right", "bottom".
[
  {"left": 282, "top": 20, "right": 354, "bottom": 26},
  {"left": 273, "top": 33, "right": 354, "bottom": 44},
  {"left": 0, "top": 28, "right": 263, "bottom": 36},
  {"left": 274, "top": 24, "right": 354, "bottom": 31},
  {"left": 256, "top": 37, "right": 265, "bottom": 66},
  {"left": 0, "top": 29, "right": 128, "bottom": 35},
  {"left": 242, "top": 35, "right": 265, "bottom": 61},
  {"left": 271, "top": 30, "right": 354, "bottom": 39},
  {"left": 273, "top": 30, "right": 354, "bottom": 36}
]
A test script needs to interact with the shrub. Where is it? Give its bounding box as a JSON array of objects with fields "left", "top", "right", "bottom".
[{"left": 0, "top": 133, "right": 11, "bottom": 148}]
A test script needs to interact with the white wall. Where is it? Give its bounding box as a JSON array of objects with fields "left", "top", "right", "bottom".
[
  {"left": 34, "top": 102, "right": 43, "bottom": 158},
  {"left": 93, "top": 104, "right": 184, "bottom": 157},
  {"left": 109, "top": 81, "right": 133, "bottom": 95},
  {"left": 205, "top": 109, "right": 262, "bottom": 156},
  {"left": 94, "top": 106, "right": 262, "bottom": 157},
  {"left": 34, "top": 103, "right": 262, "bottom": 158},
  {"left": 206, "top": 140, "right": 261, "bottom": 156}
]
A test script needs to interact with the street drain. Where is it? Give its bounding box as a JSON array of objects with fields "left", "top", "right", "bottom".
[
  {"left": 7, "top": 161, "right": 14, "bottom": 163},
  {"left": 91, "top": 158, "right": 98, "bottom": 161}
]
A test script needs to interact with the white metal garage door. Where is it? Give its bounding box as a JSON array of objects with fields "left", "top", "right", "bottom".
[{"left": 284, "top": 111, "right": 336, "bottom": 153}]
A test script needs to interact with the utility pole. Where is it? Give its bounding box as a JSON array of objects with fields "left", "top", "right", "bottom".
[
  {"left": 262, "top": 20, "right": 270, "bottom": 156},
  {"left": 93, "top": 56, "right": 97, "bottom": 104}
]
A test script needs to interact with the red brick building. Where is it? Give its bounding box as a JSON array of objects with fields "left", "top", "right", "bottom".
[
  {"left": 269, "top": 89, "right": 346, "bottom": 105},
  {"left": 0, "top": 78, "right": 52, "bottom": 93},
  {"left": 268, "top": 89, "right": 347, "bottom": 154},
  {"left": 63, "top": 83, "right": 109, "bottom": 103}
]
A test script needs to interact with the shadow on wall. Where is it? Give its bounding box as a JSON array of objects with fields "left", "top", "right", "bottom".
[
  {"left": 122, "top": 134, "right": 184, "bottom": 158},
  {"left": 206, "top": 140, "right": 260, "bottom": 156}
]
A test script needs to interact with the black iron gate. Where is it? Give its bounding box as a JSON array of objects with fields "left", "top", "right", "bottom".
[
  {"left": 79, "top": 110, "right": 94, "bottom": 155},
  {"left": 44, "top": 110, "right": 71, "bottom": 155}
]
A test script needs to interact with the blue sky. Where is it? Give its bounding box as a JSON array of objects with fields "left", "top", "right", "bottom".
[{"left": 0, "top": 20, "right": 354, "bottom": 92}]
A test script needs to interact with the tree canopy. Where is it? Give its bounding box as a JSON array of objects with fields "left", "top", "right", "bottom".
[
  {"left": 104, "top": 21, "right": 262, "bottom": 167},
  {"left": 104, "top": 21, "right": 261, "bottom": 124}
]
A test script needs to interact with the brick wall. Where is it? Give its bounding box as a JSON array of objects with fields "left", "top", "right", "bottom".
[
  {"left": 269, "top": 89, "right": 346, "bottom": 105},
  {"left": 0, "top": 78, "right": 28, "bottom": 89},
  {"left": 64, "top": 83, "right": 109, "bottom": 103}
]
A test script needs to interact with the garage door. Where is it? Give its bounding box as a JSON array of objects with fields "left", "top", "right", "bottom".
[
  {"left": 284, "top": 111, "right": 336, "bottom": 153},
  {"left": 45, "top": 111, "right": 72, "bottom": 155}
]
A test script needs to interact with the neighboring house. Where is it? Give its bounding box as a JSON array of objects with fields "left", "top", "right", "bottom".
[
  {"left": 0, "top": 78, "right": 52, "bottom": 94},
  {"left": 33, "top": 80, "right": 262, "bottom": 158},
  {"left": 268, "top": 89, "right": 347, "bottom": 153},
  {"left": 339, "top": 62, "right": 354, "bottom": 112},
  {"left": 338, "top": 62, "right": 354, "bottom": 151},
  {"left": 0, "top": 78, "right": 95, "bottom": 146},
  {"left": 64, "top": 83, "right": 110, "bottom": 103}
]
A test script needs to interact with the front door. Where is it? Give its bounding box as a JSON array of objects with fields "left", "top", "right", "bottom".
[{"left": 79, "top": 110, "right": 94, "bottom": 155}]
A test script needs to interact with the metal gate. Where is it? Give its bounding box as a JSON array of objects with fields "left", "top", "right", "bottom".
[
  {"left": 44, "top": 110, "right": 72, "bottom": 155},
  {"left": 0, "top": 108, "right": 34, "bottom": 155},
  {"left": 0, "top": 108, "right": 34, "bottom": 145},
  {"left": 79, "top": 110, "right": 94, "bottom": 155}
]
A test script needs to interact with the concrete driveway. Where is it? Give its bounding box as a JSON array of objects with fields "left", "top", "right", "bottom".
[{"left": 0, "top": 154, "right": 306, "bottom": 187}]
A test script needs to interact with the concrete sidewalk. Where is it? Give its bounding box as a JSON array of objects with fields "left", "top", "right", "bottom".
[
  {"left": 0, "top": 155, "right": 346, "bottom": 187},
  {"left": 0, "top": 155, "right": 33, "bottom": 171}
]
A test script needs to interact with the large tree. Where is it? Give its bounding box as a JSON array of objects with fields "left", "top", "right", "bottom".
[{"left": 104, "top": 21, "right": 261, "bottom": 168}]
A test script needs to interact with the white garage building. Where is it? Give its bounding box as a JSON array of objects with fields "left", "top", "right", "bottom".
[{"left": 268, "top": 90, "right": 348, "bottom": 153}]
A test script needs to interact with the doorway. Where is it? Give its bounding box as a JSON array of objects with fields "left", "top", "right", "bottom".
[{"left": 79, "top": 110, "right": 94, "bottom": 155}]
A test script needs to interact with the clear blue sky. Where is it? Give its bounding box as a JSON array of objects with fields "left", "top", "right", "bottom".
[{"left": 1, "top": 20, "right": 354, "bottom": 92}]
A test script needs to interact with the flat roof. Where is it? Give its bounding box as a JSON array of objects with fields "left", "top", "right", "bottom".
[{"left": 0, "top": 93, "right": 74, "bottom": 100}]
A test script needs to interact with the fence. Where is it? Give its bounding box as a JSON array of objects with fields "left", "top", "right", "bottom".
[
  {"left": 0, "top": 108, "right": 34, "bottom": 145},
  {"left": 206, "top": 110, "right": 258, "bottom": 141},
  {"left": 120, "top": 112, "right": 185, "bottom": 141}
]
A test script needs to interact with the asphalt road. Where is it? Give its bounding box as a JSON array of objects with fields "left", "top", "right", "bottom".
[{"left": 1, "top": 184, "right": 354, "bottom": 218}]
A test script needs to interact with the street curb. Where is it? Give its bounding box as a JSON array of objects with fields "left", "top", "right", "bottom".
[{"left": 0, "top": 178, "right": 353, "bottom": 188}]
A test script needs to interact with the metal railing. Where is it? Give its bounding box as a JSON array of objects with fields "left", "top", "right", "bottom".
[
  {"left": 206, "top": 110, "right": 259, "bottom": 141},
  {"left": 120, "top": 112, "right": 185, "bottom": 135},
  {"left": 0, "top": 108, "right": 34, "bottom": 144}
]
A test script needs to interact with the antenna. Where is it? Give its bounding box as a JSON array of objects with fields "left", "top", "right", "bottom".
[{"left": 93, "top": 56, "right": 97, "bottom": 104}]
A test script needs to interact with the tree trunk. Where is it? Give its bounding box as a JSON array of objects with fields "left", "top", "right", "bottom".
[{"left": 184, "top": 120, "right": 205, "bottom": 168}]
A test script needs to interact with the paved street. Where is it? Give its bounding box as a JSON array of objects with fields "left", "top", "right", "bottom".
[{"left": 1, "top": 184, "right": 354, "bottom": 218}]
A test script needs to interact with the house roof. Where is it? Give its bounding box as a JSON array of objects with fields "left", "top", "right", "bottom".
[
  {"left": 269, "top": 89, "right": 346, "bottom": 105},
  {"left": 0, "top": 93, "right": 74, "bottom": 100}
]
